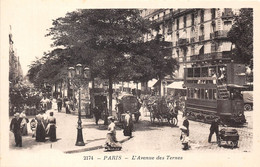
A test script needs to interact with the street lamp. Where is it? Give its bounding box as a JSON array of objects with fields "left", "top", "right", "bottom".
[{"left": 68, "top": 64, "right": 90, "bottom": 146}]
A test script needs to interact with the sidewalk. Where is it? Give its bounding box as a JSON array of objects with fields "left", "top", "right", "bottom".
[{"left": 9, "top": 107, "right": 131, "bottom": 154}]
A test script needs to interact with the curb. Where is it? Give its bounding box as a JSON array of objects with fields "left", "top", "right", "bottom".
[{"left": 64, "top": 137, "right": 132, "bottom": 154}]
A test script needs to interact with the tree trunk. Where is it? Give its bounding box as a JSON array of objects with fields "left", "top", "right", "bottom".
[
  {"left": 109, "top": 76, "right": 113, "bottom": 115},
  {"left": 158, "top": 78, "right": 162, "bottom": 97}
]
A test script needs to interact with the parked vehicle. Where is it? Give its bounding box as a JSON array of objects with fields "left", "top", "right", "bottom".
[
  {"left": 242, "top": 91, "right": 253, "bottom": 111},
  {"left": 116, "top": 94, "right": 141, "bottom": 122},
  {"left": 218, "top": 128, "right": 239, "bottom": 149}
]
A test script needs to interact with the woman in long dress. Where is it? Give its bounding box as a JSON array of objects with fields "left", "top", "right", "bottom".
[
  {"left": 46, "top": 112, "right": 56, "bottom": 141},
  {"left": 105, "top": 116, "right": 122, "bottom": 149},
  {"left": 35, "top": 114, "right": 46, "bottom": 142},
  {"left": 123, "top": 111, "right": 133, "bottom": 137},
  {"left": 20, "top": 112, "right": 29, "bottom": 136}
]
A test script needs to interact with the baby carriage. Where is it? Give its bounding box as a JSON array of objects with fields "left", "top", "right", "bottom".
[{"left": 218, "top": 128, "right": 239, "bottom": 149}]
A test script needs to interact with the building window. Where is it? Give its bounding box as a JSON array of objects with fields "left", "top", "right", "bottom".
[
  {"left": 200, "top": 26, "right": 204, "bottom": 36},
  {"left": 184, "top": 15, "right": 187, "bottom": 28},
  {"left": 211, "top": 23, "right": 216, "bottom": 33},
  {"left": 184, "top": 48, "right": 187, "bottom": 61},
  {"left": 176, "top": 50, "right": 180, "bottom": 59},
  {"left": 201, "top": 10, "right": 204, "bottom": 23},
  {"left": 191, "top": 46, "right": 195, "bottom": 55},
  {"left": 211, "top": 8, "right": 216, "bottom": 19},
  {"left": 168, "top": 22, "right": 173, "bottom": 33},
  {"left": 177, "top": 19, "right": 179, "bottom": 30},
  {"left": 191, "top": 13, "right": 195, "bottom": 26}
]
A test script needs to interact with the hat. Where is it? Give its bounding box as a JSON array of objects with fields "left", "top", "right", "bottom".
[{"left": 14, "top": 112, "right": 20, "bottom": 117}]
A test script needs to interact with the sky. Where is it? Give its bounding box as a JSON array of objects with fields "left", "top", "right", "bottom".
[{"left": 1, "top": 0, "right": 90, "bottom": 75}]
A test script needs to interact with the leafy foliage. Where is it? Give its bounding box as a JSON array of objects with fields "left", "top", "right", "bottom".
[{"left": 228, "top": 8, "right": 253, "bottom": 69}]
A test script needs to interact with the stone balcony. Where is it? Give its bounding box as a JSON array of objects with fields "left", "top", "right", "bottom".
[
  {"left": 210, "top": 30, "right": 229, "bottom": 39},
  {"left": 176, "top": 38, "right": 189, "bottom": 46},
  {"left": 190, "top": 51, "right": 232, "bottom": 62}
]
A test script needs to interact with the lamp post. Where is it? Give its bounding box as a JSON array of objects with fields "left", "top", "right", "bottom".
[{"left": 68, "top": 64, "right": 90, "bottom": 146}]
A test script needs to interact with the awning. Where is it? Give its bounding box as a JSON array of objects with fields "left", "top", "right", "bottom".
[
  {"left": 166, "top": 81, "right": 185, "bottom": 89},
  {"left": 222, "top": 42, "right": 232, "bottom": 51},
  {"left": 196, "top": 45, "right": 204, "bottom": 53},
  {"left": 149, "top": 79, "right": 158, "bottom": 87}
]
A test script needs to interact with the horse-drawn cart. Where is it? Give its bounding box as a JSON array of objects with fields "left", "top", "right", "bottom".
[{"left": 147, "top": 96, "right": 178, "bottom": 126}]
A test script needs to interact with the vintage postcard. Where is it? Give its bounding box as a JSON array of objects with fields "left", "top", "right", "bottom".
[{"left": 1, "top": 0, "right": 259, "bottom": 167}]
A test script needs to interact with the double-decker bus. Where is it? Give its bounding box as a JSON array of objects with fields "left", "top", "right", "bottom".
[{"left": 183, "top": 61, "right": 247, "bottom": 125}]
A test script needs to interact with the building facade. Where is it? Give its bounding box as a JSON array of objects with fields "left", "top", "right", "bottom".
[{"left": 141, "top": 8, "right": 239, "bottom": 80}]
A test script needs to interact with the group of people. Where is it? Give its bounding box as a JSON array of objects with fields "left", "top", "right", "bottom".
[
  {"left": 56, "top": 96, "right": 77, "bottom": 114},
  {"left": 9, "top": 111, "right": 29, "bottom": 147},
  {"left": 179, "top": 116, "right": 224, "bottom": 150},
  {"left": 104, "top": 111, "right": 133, "bottom": 150},
  {"left": 10, "top": 110, "right": 57, "bottom": 147}
]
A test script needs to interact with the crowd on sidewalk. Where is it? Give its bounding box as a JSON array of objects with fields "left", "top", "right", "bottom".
[
  {"left": 10, "top": 95, "right": 58, "bottom": 147},
  {"left": 10, "top": 93, "right": 224, "bottom": 152}
]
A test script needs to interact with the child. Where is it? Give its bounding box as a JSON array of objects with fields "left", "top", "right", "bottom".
[
  {"left": 30, "top": 118, "right": 37, "bottom": 138},
  {"left": 180, "top": 126, "right": 189, "bottom": 150}
]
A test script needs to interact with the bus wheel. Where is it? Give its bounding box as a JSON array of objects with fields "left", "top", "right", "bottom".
[{"left": 244, "top": 104, "right": 252, "bottom": 111}]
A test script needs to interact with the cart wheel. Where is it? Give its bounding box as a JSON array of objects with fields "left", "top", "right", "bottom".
[
  {"left": 230, "top": 141, "right": 235, "bottom": 149},
  {"left": 218, "top": 140, "right": 221, "bottom": 147},
  {"left": 168, "top": 118, "right": 173, "bottom": 125},
  {"left": 234, "top": 141, "right": 238, "bottom": 148},
  {"left": 244, "top": 104, "right": 252, "bottom": 111},
  {"left": 172, "top": 117, "right": 178, "bottom": 126}
]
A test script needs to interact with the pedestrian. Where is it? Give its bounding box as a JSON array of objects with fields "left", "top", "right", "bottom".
[
  {"left": 123, "top": 111, "right": 133, "bottom": 137},
  {"left": 57, "top": 96, "right": 62, "bottom": 112},
  {"left": 182, "top": 116, "right": 189, "bottom": 136},
  {"left": 40, "top": 96, "right": 48, "bottom": 111},
  {"left": 65, "top": 99, "right": 71, "bottom": 114},
  {"left": 105, "top": 116, "right": 122, "bottom": 150},
  {"left": 30, "top": 118, "right": 37, "bottom": 138},
  {"left": 180, "top": 126, "right": 189, "bottom": 150},
  {"left": 93, "top": 106, "right": 101, "bottom": 125},
  {"left": 20, "top": 111, "right": 29, "bottom": 136},
  {"left": 10, "top": 113, "right": 23, "bottom": 147},
  {"left": 35, "top": 114, "right": 46, "bottom": 142},
  {"left": 46, "top": 112, "right": 56, "bottom": 142},
  {"left": 208, "top": 118, "right": 222, "bottom": 143}
]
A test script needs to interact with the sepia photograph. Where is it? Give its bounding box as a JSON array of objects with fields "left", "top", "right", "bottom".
[{"left": 0, "top": 1, "right": 259, "bottom": 167}]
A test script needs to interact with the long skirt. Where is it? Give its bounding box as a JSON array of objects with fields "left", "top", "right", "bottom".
[
  {"left": 105, "top": 133, "right": 121, "bottom": 148},
  {"left": 21, "top": 124, "right": 28, "bottom": 136},
  {"left": 123, "top": 125, "right": 132, "bottom": 137},
  {"left": 36, "top": 124, "right": 46, "bottom": 142},
  {"left": 48, "top": 125, "right": 56, "bottom": 141}
]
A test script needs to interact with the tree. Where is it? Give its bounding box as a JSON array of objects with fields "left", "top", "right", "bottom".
[
  {"left": 46, "top": 9, "right": 151, "bottom": 116},
  {"left": 228, "top": 8, "right": 253, "bottom": 69},
  {"left": 123, "top": 39, "right": 178, "bottom": 95}
]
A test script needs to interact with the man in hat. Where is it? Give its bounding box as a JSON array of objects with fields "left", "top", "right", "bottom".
[
  {"left": 93, "top": 106, "right": 101, "bottom": 125},
  {"left": 10, "top": 113, "right": 23, "bottom": 147},
  {"left": 208, "top": 118, "right": 222, "bottom": 143}
]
